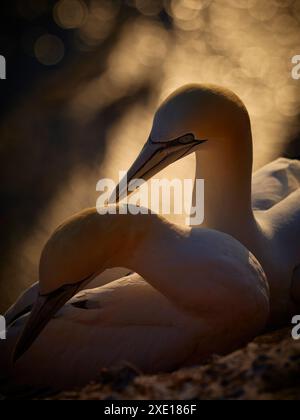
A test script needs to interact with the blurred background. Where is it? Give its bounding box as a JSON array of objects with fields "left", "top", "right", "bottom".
[{"left": 1, "top": 0, "right": 300, "bottom": 312}]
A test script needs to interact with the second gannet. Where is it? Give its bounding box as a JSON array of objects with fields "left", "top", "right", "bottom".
[
  {"left": 112, "top": 84, "right": 300, "bottom": 326},
  {"left": 0, "top": 206, "right": 269, "bottom": 389}
]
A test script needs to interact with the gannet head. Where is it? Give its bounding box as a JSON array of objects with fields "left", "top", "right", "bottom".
[
  {"left": 111, "top": 84, "right": 251, "bottom": 202},
  {"left": 13, "top": 206, "right": 140, "bottom": 362}
]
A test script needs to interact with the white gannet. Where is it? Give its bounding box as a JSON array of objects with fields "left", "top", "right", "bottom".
[
  {"left": 112, "top": 84, "right": 300, "bottom": 326},
  {"left": 0, "top": 206, "right": 269, "bottom": 390}
]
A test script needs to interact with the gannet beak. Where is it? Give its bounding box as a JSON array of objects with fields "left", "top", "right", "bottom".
[
  {"left": 111, "top": 134, "right": 207, "bottom": 203},
  {"left": 13, "top": 281, "right": 87, "bottom": 362}
]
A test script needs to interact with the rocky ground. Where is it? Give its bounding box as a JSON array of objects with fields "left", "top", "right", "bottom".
[{"left": 45, "top": 328, "right": 299, "bottom": 401}]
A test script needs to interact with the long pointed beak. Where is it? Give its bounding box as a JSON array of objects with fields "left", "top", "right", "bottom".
[
  {"left": 110, "top": 135, "right": 206, "bottom": 203},
  {"left": 13, "top": 281, "right": 86, "bottom": 362}
]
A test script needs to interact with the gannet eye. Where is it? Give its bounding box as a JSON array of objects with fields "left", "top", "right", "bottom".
[{"left": 177, "top": 134, "right": 196, "bottom": 144}]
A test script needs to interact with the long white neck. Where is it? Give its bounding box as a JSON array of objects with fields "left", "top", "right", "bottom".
[
  {"left": 108, "top": 212, "right": 180, "bottom": 270},
  {"left": 40, "top": 208, "right": 187, "bottom": 297},
  {"left": 192, "top": 132, "right": 259, "bottom": 247}
]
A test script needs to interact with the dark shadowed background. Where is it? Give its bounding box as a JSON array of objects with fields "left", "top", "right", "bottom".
[{"left": 1, "top": 0, "right": 300, "bottom": 312}]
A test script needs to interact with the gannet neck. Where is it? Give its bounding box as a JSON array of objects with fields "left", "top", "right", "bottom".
[
  {"left": 194, "top": 130, "right": 256, "bottom": 238},
  {"left": 39, "top": 206, "right": 176, "bottom": 295},
  {"left": 181, "top": 85, "right": 257, "bottom": 240}
]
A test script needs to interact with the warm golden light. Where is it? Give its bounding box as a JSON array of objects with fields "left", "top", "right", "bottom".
[{"left": 247, "top": 0, "right": 278, "bottom": 22}]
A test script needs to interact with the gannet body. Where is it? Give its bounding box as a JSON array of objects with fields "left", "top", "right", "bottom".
[
  {"left": 2, "top": 84, "right": 299, "bottom": 391},
  {"left": 6, "top": 157, "right": 300, "bottom": 329},
  {"left": 252, "top": 158, "right": 300, "bottom": 211},
  {"left": 0, "top": 208, "right": 269, "bottom": 390},
  {"left": 113, "top": 84, "right": 300, "bottom": 325}
]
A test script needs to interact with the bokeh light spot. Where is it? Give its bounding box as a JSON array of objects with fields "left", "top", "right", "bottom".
[
  {"left": 54, "top": 0, "right": 88, "bottom": 29},
  {"left": 34, "top": 34, "right": 65, "bottom": 66}
]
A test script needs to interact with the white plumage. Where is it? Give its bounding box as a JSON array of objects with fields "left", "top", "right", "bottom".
[{"left": 1, "top": 84, "right": 299, "bottom": 391}]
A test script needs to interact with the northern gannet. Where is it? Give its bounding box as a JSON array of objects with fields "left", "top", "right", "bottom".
[
  {"left": 113, "top": 84, "right": 300, "bottom": 326},
  {"left": 0, "top": 206, "right": 269, "bottom": 389}
]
